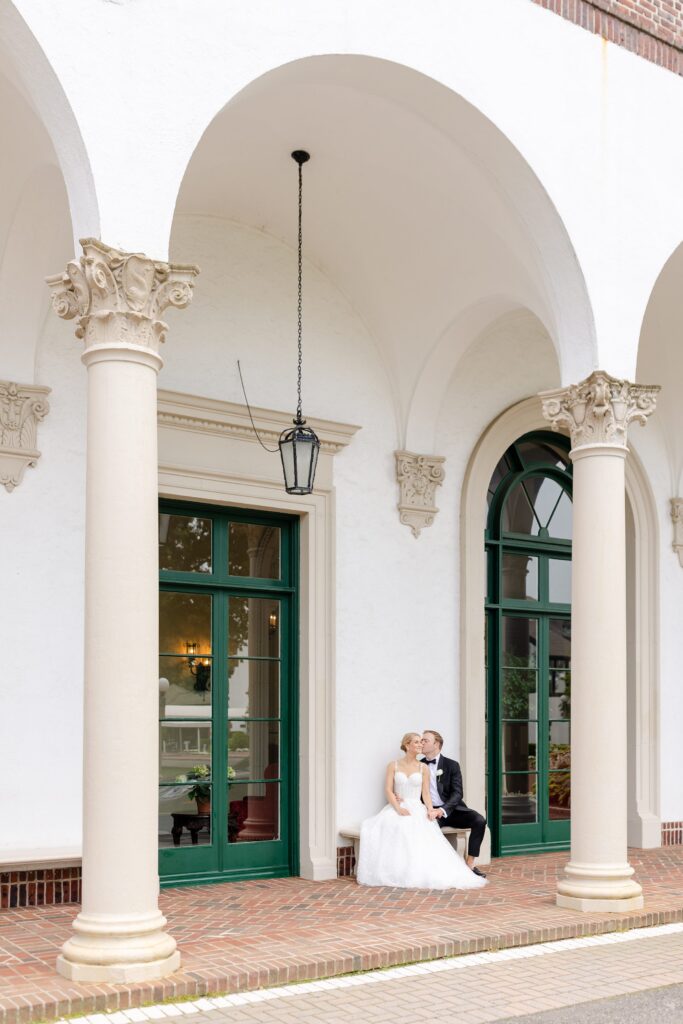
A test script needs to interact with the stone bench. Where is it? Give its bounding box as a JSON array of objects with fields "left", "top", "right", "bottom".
[{"left": 339, "top": 824, "right": 470, "bottom": 875}]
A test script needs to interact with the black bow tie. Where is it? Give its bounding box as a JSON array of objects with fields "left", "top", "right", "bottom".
[{"left": 424, "top": 758, "right": 438, "bottom": 765}]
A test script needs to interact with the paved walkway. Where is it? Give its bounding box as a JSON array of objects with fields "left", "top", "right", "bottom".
[
  {"left": 2, "top": 848, "right": 683, "bottom": 1024},
  {"left": 74, "top": 926, "right": 681, "bottom": 1024}
]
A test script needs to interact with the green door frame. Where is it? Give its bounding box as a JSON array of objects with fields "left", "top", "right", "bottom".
[
  {"left": 485, "top": 432, "right": 572, "bottom": 857},
  {"left": 158, "top": 500, "right": 300, "bottom": 886}
]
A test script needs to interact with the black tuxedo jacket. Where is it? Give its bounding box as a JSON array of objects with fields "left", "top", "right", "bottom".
[{"left": 423, "top": 753, "right": 467, "bottom": 816}]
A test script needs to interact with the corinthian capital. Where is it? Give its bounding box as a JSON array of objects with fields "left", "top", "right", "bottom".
[
  {"left": 46, "top": 238, "right": 199, "bottom": 363},
  {"left": 540, "top": 371, "right": 660, "bottom": 450}
]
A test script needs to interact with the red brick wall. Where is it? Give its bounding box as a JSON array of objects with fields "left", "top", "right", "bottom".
[
  {"left": 532, "top": 0, "right": 682, "bottom": 74},
  {"left": 0, "top": 867, "right": 81, "bottom": 908}
]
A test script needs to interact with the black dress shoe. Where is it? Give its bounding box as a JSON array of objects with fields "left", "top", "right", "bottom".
[{"left": 472, "top": 866, "right": 487, "bottom": 878}]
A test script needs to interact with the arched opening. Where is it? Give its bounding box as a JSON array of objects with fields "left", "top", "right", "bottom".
[
  {"left": 161, "top": 53, "right": 597, "bottom": 879},
  {"left": 485, "top": 431, "right": 572, "bottom": 856},
  {"left": 461, "top": 400, "right": 660, "bottom": 864}
]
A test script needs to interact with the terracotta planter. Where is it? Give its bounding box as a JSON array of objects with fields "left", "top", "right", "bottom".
[{"left": 196, "top": 799, "right": 211, "bottom": 815}]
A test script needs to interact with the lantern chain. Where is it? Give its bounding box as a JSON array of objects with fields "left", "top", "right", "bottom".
[{"left": 296, "top": 157, "right": 304, "bottom": 425}]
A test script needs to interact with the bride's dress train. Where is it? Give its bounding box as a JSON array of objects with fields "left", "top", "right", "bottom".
[{"left": 356, "top": 769, "right": 487, "bottom": 890}]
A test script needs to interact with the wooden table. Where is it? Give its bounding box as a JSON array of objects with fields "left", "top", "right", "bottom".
[{"left": 171, "top": 812, "right": 210, "bottom": 846}]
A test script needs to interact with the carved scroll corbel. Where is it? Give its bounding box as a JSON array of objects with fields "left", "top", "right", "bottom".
[
  {"left": 395, "top": 450, "right": 445, "bottom": 538},
  {"left": 0, "top": 380, "right": 51, "bottom": 492},
  {"left": 671, "top": 499, "right": 683, "bottom": 567}
]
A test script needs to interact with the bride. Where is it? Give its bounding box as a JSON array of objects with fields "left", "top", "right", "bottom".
[{"left": 356, "top": 732, "right": 487, "bottom": 890}]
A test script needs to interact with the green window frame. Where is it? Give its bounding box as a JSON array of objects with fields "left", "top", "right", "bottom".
[
  {"left": 485, "top": 431, "right": 572, "bottom": 857},
  {"left": 158, "top": 500, "right": 299, "bottom": 886}
]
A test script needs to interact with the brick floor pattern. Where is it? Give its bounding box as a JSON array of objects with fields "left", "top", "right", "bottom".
[
  {"left": 2, "top": 848, "right": 683, "bottom": 1024},
  {"left": 169, "top": 931, "right": 683, "bottom": 1024}
]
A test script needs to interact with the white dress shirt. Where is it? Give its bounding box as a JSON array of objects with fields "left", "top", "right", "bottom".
[{"left": 424, "top": 755, "right": 443, "bottom": 808}]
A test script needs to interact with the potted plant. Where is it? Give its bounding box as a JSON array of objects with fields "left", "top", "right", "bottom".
[{"left": 175, "top": 763, "right": 236, "bottom": 814}]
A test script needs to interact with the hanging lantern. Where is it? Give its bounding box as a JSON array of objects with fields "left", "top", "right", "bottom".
[
  {"left": 279, "top": 150, "right": 321, "bottom": 495},
  {"left": 279, "top": 420, "right": 320, "bottom": 495}
]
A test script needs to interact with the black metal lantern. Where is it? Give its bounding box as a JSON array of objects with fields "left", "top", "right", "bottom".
[
  {"left": 279, "top": 150, "right": 321, "bottom": 495},
  {"left": 279, "top": 420, "right": 320, "bottom": 495}
]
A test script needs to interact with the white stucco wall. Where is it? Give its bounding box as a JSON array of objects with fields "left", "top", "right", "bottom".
[
  {"left": 0, "top": 315, "right": 85, "bottom": 855},
  {"left": 2, "top": 0, "right": 683, "bottom": 856},
  {"left": 2, "top": 198, "right": 681, "bottom": 855}
]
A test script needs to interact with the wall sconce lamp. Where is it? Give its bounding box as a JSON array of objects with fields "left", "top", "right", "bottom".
[
  {"left": 268, "top": 611, "right": 278, "bottom": 634},
  {"left": 185, "top": 641, "right": 211, "bottom": 693}
]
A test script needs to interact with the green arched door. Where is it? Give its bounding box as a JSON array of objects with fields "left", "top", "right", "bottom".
[{"left": 486, "top": 432, "right": 573, "bottom": 856}]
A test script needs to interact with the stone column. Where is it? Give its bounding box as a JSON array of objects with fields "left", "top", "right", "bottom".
[
  {"left": 541, "top": 371, "right": 659, "bottom": 912},
  {"left": 47, "top": 239, "right": 199, "bottom": 981}
]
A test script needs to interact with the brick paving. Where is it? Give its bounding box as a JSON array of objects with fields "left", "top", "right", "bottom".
[
  {"left": 2, "top": 847, "right": 683, "bottom": 1024},
  {"left": 171, "top": 930, "right": 683, "bottom": 1024}
]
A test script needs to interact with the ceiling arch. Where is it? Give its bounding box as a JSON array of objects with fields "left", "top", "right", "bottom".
[
  {"left": 172, "top": 54, "right": 596, "bottom": 441},
  {"left": 0, "top": 0, "right": 98, "bottom": 246}
]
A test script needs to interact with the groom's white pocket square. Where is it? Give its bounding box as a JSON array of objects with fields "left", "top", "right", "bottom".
[{"left": 436, "top": 769, "right": 443, "bottom": 776}]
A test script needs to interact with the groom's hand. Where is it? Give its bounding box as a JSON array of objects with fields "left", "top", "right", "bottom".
[{"left": 430, "top": 808, "right": 445, "bottom": 820}]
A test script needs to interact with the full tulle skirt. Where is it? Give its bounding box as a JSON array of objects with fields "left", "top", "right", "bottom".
[{"left": 356, "top": 798, "right": 487, "bottom": 890}]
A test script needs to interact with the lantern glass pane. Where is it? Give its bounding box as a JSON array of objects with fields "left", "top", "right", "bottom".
[
  {"left": 297, "top": 440, "right": 315, "bottom": 490},
  {"left": 280, "top": 438, "right": 296, "bottom": 491},
  {"left": 309, "top": 440, "right": 319, "bottom": 488}
]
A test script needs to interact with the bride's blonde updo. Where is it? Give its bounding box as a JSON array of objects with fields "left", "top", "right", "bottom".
[{"left": 400, "top": 731, "right": 421, "bottom": 752}]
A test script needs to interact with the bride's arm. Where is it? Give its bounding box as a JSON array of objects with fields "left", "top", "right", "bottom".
[
  {"left": 385, "top": 762, "right": 410, "bottom": 815},
  {"left": 421, "top": 765, "right": 436, "bottom": 817}
]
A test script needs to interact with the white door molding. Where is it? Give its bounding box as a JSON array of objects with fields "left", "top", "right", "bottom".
[{"left": 158, "top": 388, "right": 360, "bottom": 881}]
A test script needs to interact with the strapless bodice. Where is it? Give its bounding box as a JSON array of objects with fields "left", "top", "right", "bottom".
[{"left": 394, "top": 770, "right": 423, "bottom": 801}]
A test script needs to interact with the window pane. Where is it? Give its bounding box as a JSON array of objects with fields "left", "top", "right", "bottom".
[
  {"left": 502, "top": 481, "right": 536, "bottom": 534},
  {"left": 228, "top": 597, "right": 280, "bottom": 658},
  {"left": 546, "top": 488, "right": 572, "bottom": 539},
  {"left": 159, "top": 514, "right": 211, "bottom": 573},
  {"left": 228, "top": 659, "right": 280, "bottom": 718},
  {"left": 503, "top": 478, "right": 572, "bottom": 538},
  {"left": 227, "top": 720, "right": 279, "bottom": 781},
  {"left": 487, "top": 451, "right": 513, "bottom": 508},
  {"left": 160, "top": 592, "right": 212, "bottom": 655},
  {"left": 159, "top": 785, "right": 211, "bottom": 847},
  {"left": 502, "top": 669, "right": 537, "bottom": 719},
  {"left": 550, "top": 617, "right": 571, "bottom": 659},
  {"left": 548, "top": 771, "right": 571, "bottom": 819},
  {"left": 549, "top": 559, "right": 572, "bottom": 603},
  {"left": 228, "top": 523, "right": 280, "bottom": 579},
  {"left": 549, "top": 727, "right": 571, "bottom": 767},
  {"left": 160, "top": 723, "right": 211, "bottom": 782},
  {"left": 549, "top": 618, "right": 571, "bottom": 721},
  {"left": 502, "top": 721, "right": 537, "bottom": 773},
  {"left": 502, "top": 554, "right": 538, "bottom": 601},
  {"left": 228, "top": 782, "right": 279, "bottom": 843},
  {"left": 502, "top": 774, "right": 538, "bottom": 824},
  {"left": 159, "top": 656, "right": 212, "bottom": 715},
  {"left": 516, "top": 440, "right": 569, "bottom": 470},
  {"left": 502, "top": 617, "right": 537, "bottom": 667}
]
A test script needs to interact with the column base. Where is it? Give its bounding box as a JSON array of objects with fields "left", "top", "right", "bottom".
[
  {"left": 556, "top": 893, "right": 643, "bottom": 913},
  {"left": 556, "top": 860, "right": 644, "bottom": 913},
  {"left": 56, "top": 949, "right": 180, "bottom": 983},
  {"left": 56, "top": 909, "right": 180, "bottom": 983}
]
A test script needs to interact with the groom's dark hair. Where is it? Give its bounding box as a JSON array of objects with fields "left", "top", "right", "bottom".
[{"left": 424, "top": 729, "right": 443, "bottom": 748}]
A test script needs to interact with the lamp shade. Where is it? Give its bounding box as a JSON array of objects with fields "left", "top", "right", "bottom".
[{"left": 279, "top": 422, "right": 320, "bottom": 495}]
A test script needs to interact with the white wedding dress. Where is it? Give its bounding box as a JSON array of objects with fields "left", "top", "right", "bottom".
[{"left": 356, "top": 768, "right": 487, "bottom": 890}]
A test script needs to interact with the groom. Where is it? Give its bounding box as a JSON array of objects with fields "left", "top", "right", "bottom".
[{"left": 421, "top": 730, "right": 487, "bottom": 878}]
